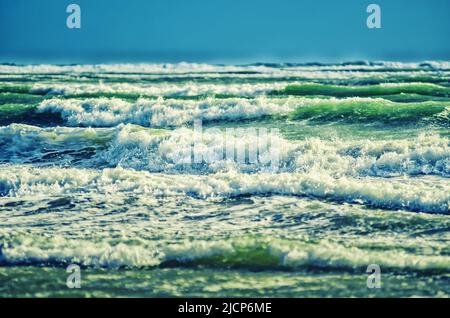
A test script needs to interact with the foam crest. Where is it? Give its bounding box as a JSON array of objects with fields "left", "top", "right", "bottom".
[
  {"left": 98, "top": 124, "right": 288, "bottom": 173},
  {"left": 0, "top": 124, "right": 448, "bottom": 178},
  {"left": 1, "top": 236, "right": 449, "bottom": 270},
  {"left": 0, "top": 124, "right": 112, "bottom": 164},
  {"left": 31, "top": 82, "right": 288, "bottom": 97},
  {"left": 291, "top": 134, "right": 450, "bottom": 177},
  {"left": 102, "top": 125, "right": 450, "bottom": 177},
  {"left": 37, "top": 96, "right": 299, "bottom": 127},
  {"left": 0, "top": 165, "right": 448, "bottom": 213},
  {"left": 1, "top": 61, "right": 449, "bottom": 75}
]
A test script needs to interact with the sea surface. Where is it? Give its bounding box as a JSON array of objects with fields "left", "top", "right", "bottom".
[{"left": 0, "top": 61, "right": 449, "bottom": 297}]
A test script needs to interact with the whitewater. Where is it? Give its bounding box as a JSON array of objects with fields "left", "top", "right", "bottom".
[{"left": 0, "top": 61, "right": 449, "bottom": 297}]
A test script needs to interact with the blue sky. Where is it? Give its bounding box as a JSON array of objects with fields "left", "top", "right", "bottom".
[{"left": 0, "top": 0, "right": 449, "bottom": 63}]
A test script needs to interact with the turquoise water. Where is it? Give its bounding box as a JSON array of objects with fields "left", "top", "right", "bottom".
[{"left": 0, "top": 62, "right": 449, "bottom": 297}]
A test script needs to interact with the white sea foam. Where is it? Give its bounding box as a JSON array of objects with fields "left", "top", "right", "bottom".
[
  {"left": 37, "top": 96, "right": 299, "bottom": 127},
  {"left": 88, "top": 127, "right": 447, "bottom": 175},
  {"left": 290, "top": 133, "right": 450, "bottom": 177},
  {"left": 1, "top": 124, "right": 448, "bottom": 177},
  {"left": 1, "top": 62, "right": 450, "bottom": 291},
  {"left": 0, "top": 63, "right": 275, "bottom": 75},
  {"left": 1, "top": 235, "right": 449, "bottom": 270},
  {"left": 96, "top": 124, "right": 287, "bottom": 173},
  {"left": 0, "top": 124, "right": 112, "bottom": 164},
  {"left": 1, "top": 61, "right": 449, "bottom": 75},
  {"left": 0, "top": 165, "right": 448, "bottom": 213},
  {"left": 31, "top": 81, "right": 289, "bottom": 97},
  {"left": 97, "top": 124, "right": 450, "bottom": 177},
  {"left": 37, "top": 96, "right": 450, "bottom": 127}
]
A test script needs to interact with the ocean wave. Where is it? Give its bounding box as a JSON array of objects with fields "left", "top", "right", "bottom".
[
  {"left": 289, "top": 98, "right": 450, "bottom": 123},
  {"left": 2, "top": 61, "right": 450, "bottom": 292},
  {"left": 1, "top": 124, "right": 449, "bottom": 177},
  {"left": 277, "top": 83, "right": 450, "bottom": 97},
  {"left": 30, "top": 82, "right": 289, "bottom": 97},
  {"left": 3, "top": 80, "right": 450, "bottom": 104},
  {"left": 1, "top": 61, "right": 449, "bottom": 75},
  {"left": 3, "top": 71, "right": 449, "bottom": 88},
  {"left": 99, "top": 125, "right": 450, "bottom": 177},
  {"left": 0, "top": 165, "right": 448, "bottom": 213},
  {"left": 0, "top": 63, "right": 276, "bottom": 75},
  {"left": 37, "top": 96, "right": 298, "bottom": 127},
  {"left": 1, "top": 236, "right": 449, "bottom": 271},
  {"left": 290, "top": 134, "right": 450, "bottom": 177},
  {"left": 25, "top": 97, "right": 450, "bottom": 127},
  {"left": 0, "top": 124, "right": 113, "bottom": 164}
]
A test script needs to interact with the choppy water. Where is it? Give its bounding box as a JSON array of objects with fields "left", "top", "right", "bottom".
[{"left": 0, "top": 61, "right": 449, "bottom": 297}]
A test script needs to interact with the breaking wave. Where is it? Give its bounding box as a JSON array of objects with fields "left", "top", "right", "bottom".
[
  {"left": 0, "top": 124, "right": 448, "bottom": 178},
  {"left": 37, "top": 96, "right": 298, "bottom": 127},
  {"left": 1, "top": 236, "right": 449, "bottom": 271},
  {"left": 0, "top": 97, "right": 445, "bottom": 128},
  {"left": 0, "top": 165, "right": 448, "bottom": 213},
  {"left": 30, "top": 82, "right": 289, "bottom": 97}
]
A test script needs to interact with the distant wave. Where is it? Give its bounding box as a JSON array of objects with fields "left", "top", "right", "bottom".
[
  {"left": 1, "top": 61, "right": 449, "bottom": 74},
  {"left": 29, "top": 82, "right": 289, "bottom": 97},
  {"left": 276, "top": 83, "right": 450, "bottom": 97}
]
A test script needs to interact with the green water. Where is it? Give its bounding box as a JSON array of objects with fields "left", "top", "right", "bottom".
[{"left": 0, "top": 62, "right": 449, "bottom": 297}]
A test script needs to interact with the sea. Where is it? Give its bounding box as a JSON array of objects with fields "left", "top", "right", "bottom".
[{"left": 0, "top": 61, "right": 449, "bottom": 297}]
